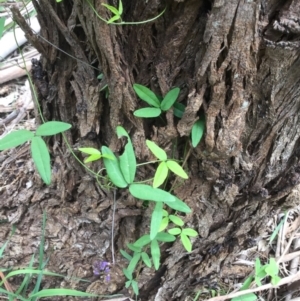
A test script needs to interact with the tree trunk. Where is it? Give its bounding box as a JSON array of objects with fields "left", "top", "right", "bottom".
[{"left": 8, "top": 0, "right": 300, "bottom": 299}]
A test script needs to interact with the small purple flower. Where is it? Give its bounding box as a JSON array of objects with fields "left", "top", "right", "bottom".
[{"left": 93, "top": 261, "right": 111, "bottom": 282}]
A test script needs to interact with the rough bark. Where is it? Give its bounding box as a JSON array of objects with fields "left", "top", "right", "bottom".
[{"left": 2, "top": 0, "right": 300, "bottom": 300}]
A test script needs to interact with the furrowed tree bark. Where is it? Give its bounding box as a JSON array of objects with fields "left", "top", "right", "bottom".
[{"left": 8, "top": 0, "right": 300, "bottom": 300}]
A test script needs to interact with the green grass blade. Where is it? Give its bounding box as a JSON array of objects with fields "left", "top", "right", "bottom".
[
  {"left": 269, "top": 213, "right": 285, "bottom": 244},
  {"left": 0, "top": 17, "right": 5, "bottom": 39},
  {"left": 0, "top": 241, "right": 8, "bottom": 258},
  {"left": 0, "top": 288, "right": 28, "bottom": 301},
  {"left": 39, "top": 212, "right": 46, "bottom": 269},
  {"left": 29, "top": 288, "right": 98, "bottom": 298},
  {"left": 15, "top": 254, "right": 35, "bottom": 296},
  {"left": 31, "top": 212, "right": 47, "bottom": 300}
]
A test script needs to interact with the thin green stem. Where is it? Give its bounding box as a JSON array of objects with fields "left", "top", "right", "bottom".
[
  {"left": 61, "top": 133, "right": 106, "bottom": 180},
  {"left": 133, "top": 178, "right": 154, "bottom": 184},
  {"left": 136, "top": 160, "right": 160, "bottom": 167},
  {"left": 86, "top": 0, "right": 166, "bottom": 26},
  {"left": 12, "top": 21, "right": 45, "bottom": 124}
]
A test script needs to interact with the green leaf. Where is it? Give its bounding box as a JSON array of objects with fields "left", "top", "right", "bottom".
[
  {"left": 161, "top": 87, "right": 180, "bottom": 111},
  {"left": 84, "top": 154, "right": 102, "bottom": 163},
  {"left": 156, "top": 232, "right": 176, "bottom": 242},
  {"left": 173, "top": 102, "right": 185, "bottom": 118},
  {"left": 125, "top": 280, "right": 131, "bottom": 288},
  {"left": 133, "top": 235, "right": 151, "bottom": 248},
  {"left": 141, "top": 252, "right": 152, "bottom": 268},
  {"left": 153, "top": 161, "right": 168, "bottom": 188},
  {"left": 123, "top": 268, "right": 132, "bottom": 280},
  {"left": 116, "top": 126, "right": 136, "bottom": 183},
  {"left": 162, "top": 209, "right": 169, "bottom": 216},
  {"left": 146, "top": 140, "right": 167, "bottom": 161},
  {"left": 166, "top": 160, "right": 188, "bottom": 179},
  {"left": 107, "top": 15, "right": 121, "bottom": 24},
  {"left": 127, "top": 243, "right": 142, "bottom": 252},
  {"left": 231, "top": 293, "right": 257, "bottom": 301},
  {"left": 129, "top": 184, "right": 176, "bottom": 203},
  {"left": 79, "top": 148, "right": 102, "bottom": 163},
  {"left": 150, "top": 202, "right": 163, "bottom": 240},
  {"left": 240, "top": 276, "right": 254, "bottom": 290},
  {"left": 102, "top": 3, "right": 120, "bottom": 15},
  {"left": 134, "top": 107, "right": 161, "bottom": 118},
  {"left": 0, "top": 17, "right": 5, "bottom": 39},
  {"left": 256, "top": 266, "right": 267, "bottom": 279},
  {"left": 31, "top": 137, "right": 51, "bottom": 185},
  {"left": 79, "top": 147, "right": 100, "bottom": 155},
  {"left": 168, "top": 228, "right": 181, "bottom": 235},
  {"left": 151, "top": 239, "right": 160, "bottom": 270},
  {"left": 271, "top": 275, "right": 281, "bottom": 286},
  {"left": 191, "top": 118, "right": 205, "bottom": 147},
  {"left": 29, "top": 289, "right": 97, "bottom": 298},
  {"left": 0, "top": 130, "right": 34, "bottom": 150},
  {"left": 169, "top": 215, "right": 184, "bottom": 226},
  {"left": 131, "top": 280, "right": 139, "bottom": 296},
  {"left": 36, "top": 121, "right": 71, "bottom": 136},
  {"left": 118, "top": 0, "right": 123, "bottom": 15},
  {"left": 133, "top": 84, "right": 160, "bottom": 107},
  {"left": 101, "top": 146, "right": 128, "bottom": 188},
  {"left": 128, "top": 253, "right": 141, "bottom": 274},
  {"left": 180, "top": 233, "right": 192, "bottom": 252},
  {"left": 269, "top": 215, "right": 285, "bottom": 244},
  {"left": 265, "top": 258, "right": 279, "bottom": 277},
  {"left": 255, "top": 258, "right": 261, "bottom": 274},
  {"left": 120, "top": 249, "right": 132, "bottom": 261},
  {"left": 165, "top": 197, "right": 191, "bottom": 213},
  {"left": 254, "top": 276, "right": 262, "bottom": 287},
  {"left": 181, "top": 228, "right": 198, "bottom": 237},
  {"left": 159, "top": 216, "right": 169, "bottom": 232}
]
